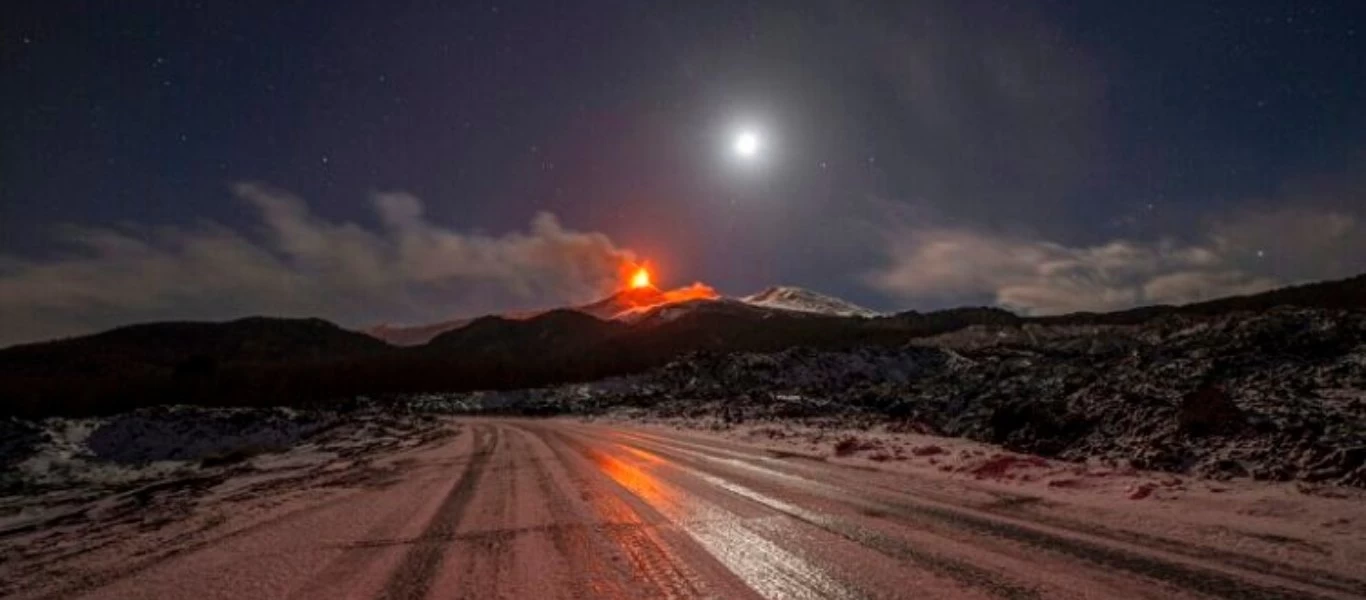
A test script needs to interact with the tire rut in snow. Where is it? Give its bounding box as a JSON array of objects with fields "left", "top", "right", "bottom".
[
  {"left": 617, "top": 436, "right": 1041, "bottom": 600},
  {"left": 537, "top": 427, "right": 722, "bottom": 598},
  {"left": 505, "top": 424, "right": 616, "bottom": 598},
  {"left": 379, "top": 425, "right": 496, "bottom": 600},
  {"left": 455, "top": 426, "right": 518, "bottom": 600}
]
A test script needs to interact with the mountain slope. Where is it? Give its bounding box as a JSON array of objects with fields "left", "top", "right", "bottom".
[
  {"left": 364, "top": 284, "right": 718, "bottom": 345},
  {"left": 424, "top": 309, "right": 626, "bottom": 357},
  {"left": 366, "top": 319, "right": 474, "bottom": 346},
  {"left": 0, "top": 317, "right": 391, "bottom": 373},
  {"left": 742, "top": 286, "right": 880, "bottom": 317},
  {"left": 575, "top": 286, "right": 673, "bottom": 320}
]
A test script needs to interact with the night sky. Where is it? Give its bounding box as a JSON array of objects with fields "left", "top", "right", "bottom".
[{"left": 3, "top": 1, "right": 1365, "bottom": 346}]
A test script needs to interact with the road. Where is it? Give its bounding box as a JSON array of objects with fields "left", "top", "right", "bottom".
[{"left": 78, "top": 419, "right": 1365, "bottom": 600}]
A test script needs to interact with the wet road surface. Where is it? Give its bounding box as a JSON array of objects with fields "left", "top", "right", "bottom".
[{"left": 80, "top": 420, "right": 1366, "bottom": 599}]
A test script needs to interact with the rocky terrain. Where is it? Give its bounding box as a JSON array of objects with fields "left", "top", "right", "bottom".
[
  {"left": 0, "top": 405, "right": 447, "bottom": 498},
  {"left": 0, "top": 405, "right": 453, "bottom": 599},
  {"left": 412, "top": 307, "right": 1366, "bottom": 488}
]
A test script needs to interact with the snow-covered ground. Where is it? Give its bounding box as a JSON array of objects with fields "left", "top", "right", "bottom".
[
  {"left": 4, "top": 406, "right": 334, "bottom": 493},
  {"left": 0, "top": 406, "right": 453, "bottom": 599},
  {"left": 740, "top": 285, "right": 881, "bottom": 317}
]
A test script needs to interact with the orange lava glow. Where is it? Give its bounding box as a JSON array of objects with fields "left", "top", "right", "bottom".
[
  {"left": 608, "top": 282, "right": 720, "bottom": 319},
  {"left": 630, "top": 267, "right": 652, "bottom": 289},
  {"left": 655, "top": 282, "right": 719, "bottom": 304},
  {"left": 602, "top": 260, "right": 720, "bottom": 319}
]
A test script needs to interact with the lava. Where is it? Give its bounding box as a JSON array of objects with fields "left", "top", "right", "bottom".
[
  {"left": 604, "top": 282, "right": 720, "bottom": 320},
  {"left": 582, "top": 261, "right": 720, "bottom": 320},
  {"left": 630, "top": 267, "right": 652, "bottom": 289}
]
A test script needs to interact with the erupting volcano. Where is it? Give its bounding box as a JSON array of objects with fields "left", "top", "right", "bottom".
[
  {"left": 575, "top": 262, "right": 721, "bottom": 320},
  {"left": 366, "top": 260, "right": 879, "bottom": 345}
]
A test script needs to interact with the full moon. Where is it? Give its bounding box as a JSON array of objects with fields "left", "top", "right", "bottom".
[{"left": 733, "top": 131, "right": 760, "bottom": 158}]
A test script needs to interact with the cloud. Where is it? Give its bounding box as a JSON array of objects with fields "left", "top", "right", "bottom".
[
  {"left": 0, "top": 184, "right": 635, "bottom": 347},
  {"left": 867, "top": 207, "right": 1363, "bottom": 315}
]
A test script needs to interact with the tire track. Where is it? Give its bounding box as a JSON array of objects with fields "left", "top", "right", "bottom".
[
  {"left": 553, "top": 430, "right": 866, "bottom": 600},
  {"left": 453, "top": 426, "right": 517, "bottom": 600},
  {"left": 608, "top": 437, "right": 1042, "bottom": 600},
  {"left": 529, "top": 425, "right": 710, "bottom": 598},
  {"left": 504, "top": 424, "right": 624, "bottom": 598},
  {"left": 379, "top": 425, "right": 495, "bottom": 600},
  {"left": 288, "top": 463, "right": 453, "bottom": 599}
]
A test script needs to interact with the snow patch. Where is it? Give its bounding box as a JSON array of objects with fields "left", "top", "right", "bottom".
[{"left": 741, "top": 286, "right": 880, "bottom": 318}]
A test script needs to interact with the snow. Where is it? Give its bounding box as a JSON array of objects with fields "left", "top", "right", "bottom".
[
  {"left": 0, "top": 410, "right": 455, "bottom": 600},
  {"left": 741, "top": 286, "right": 880, "bottom": 318}
]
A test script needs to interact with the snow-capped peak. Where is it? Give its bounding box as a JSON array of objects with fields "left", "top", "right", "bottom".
[{"left": 740, "top": 286, "right": 880, "bottom": 318}]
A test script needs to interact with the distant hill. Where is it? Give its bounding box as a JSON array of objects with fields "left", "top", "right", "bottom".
[
  {"left": 1, "top": 317, "right": 389, "bottom": 374},
  {"left": 1031, "top": 273, "right": 1366, "bottom": 325},
  {"left": 426, "top": 309, "right": 627, "bottom": 359},
  {"left": 365, "top": 319, "right": 475, "bottom": 347},
  {"left": 0, "top": 317, "right": 391, "bottom": 417},
  {"left": 2, "top": 273, "right": 1364, "bottom": 418}
]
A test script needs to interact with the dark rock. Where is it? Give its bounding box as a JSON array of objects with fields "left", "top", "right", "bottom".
[
  {"left": 1178, "top": 386, "right": 1246, "bottom": 437},
  {"left": 0, "top": 418, "right": 43, "bottom": 469}
]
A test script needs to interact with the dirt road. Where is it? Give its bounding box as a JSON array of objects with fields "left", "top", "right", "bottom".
[{"left": 74, "top": 420, "right": 1365, "bottom": 599}]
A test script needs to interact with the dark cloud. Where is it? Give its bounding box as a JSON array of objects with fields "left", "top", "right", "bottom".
[{"left": 0, "top": 184, "right": 635, "bottom": 347}]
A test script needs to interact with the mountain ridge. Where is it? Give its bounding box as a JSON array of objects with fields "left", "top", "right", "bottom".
[
  {"left": 3, "top": 273, "right": 1364, "bottom": 418},
  {"left": 364, "top": 283, "right": 868, "bottom": 345}
]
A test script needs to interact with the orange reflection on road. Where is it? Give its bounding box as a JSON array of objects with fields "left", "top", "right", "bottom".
[
  {"left": 590, "top": 439, "right": 858, "bottom": 599},
  {"left": 593, "top": 448, "right": 672, "bottom": 507},
  {"left": 619, "top": 444, "right": 667, "bottom": 465}
]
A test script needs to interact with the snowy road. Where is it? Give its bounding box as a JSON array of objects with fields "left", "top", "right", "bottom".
[{"left": 54, "top": 420, "right": 1366, "bottom": 599}]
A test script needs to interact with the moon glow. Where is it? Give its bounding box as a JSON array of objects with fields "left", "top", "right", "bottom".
[{"left": 733, "top": 131, "right": 760, "bottom": 158}]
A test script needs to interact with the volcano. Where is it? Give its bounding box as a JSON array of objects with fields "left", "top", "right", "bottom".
[
  {"left": 363, "top": 282, "right": 872, "bottom": 345},
  {"left": 579, "top": 283, "right": 721, "bottom": 320},
  {"left": 575, "top": 285, "right": 672, "bottom": 320}
]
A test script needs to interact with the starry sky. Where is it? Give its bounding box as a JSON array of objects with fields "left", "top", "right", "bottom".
[{"left": 2, "top": 1, "right": 1365, "bottom": 346}]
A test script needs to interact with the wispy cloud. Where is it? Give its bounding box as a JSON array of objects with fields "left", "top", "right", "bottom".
[
  {"left": 0, "top": 183, "right": 635, "bottom": 347},
  {"left": 867, "top": 206, "right": 1363, "bottom": 315}
]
